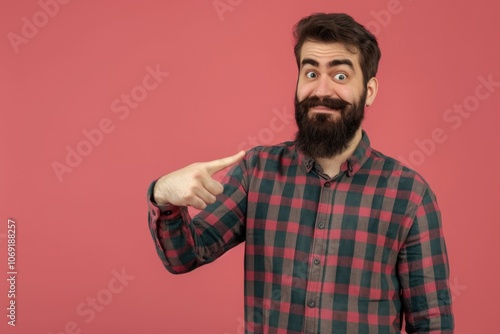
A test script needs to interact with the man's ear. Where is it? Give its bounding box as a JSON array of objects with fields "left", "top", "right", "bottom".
[{"left": 365, "top": 77, "right": 378, "bottom": 107}]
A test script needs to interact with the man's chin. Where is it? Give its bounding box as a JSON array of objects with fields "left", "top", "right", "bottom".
[{"left": 308, "top": 112, "right": 341, "bottom": 123}]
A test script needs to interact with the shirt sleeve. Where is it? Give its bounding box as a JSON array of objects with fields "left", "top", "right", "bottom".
[
  {"left": 397, "top": 186, "right": 455, "bottom": 333},
  {"left": 146, "top": 156, "right": 248, "bottom": 274}
]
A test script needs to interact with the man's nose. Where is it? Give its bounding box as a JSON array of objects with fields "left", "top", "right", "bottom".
[{"left": 312, "top": 76, "right": 335, "bottom": 98}]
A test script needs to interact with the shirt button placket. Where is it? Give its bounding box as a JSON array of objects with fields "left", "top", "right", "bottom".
[{"left": 304, "top": 178, "right": 333, "bottom": 334}]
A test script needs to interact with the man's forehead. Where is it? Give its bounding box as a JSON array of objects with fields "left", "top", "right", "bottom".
[{"left": 300, "top": 40, "right": 359, "bottom": 64}]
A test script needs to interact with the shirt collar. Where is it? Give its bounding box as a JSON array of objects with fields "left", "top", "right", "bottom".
[{"left": 297, "top": 130, "right": 372, "bottom": 177}]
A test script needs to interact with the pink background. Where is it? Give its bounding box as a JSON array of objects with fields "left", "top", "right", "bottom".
[{"left": 1, "top": 1, "right": 499, "bottom": 333}]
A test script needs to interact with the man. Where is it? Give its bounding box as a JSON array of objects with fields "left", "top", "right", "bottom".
[{"left": 147, "top": 13, "right": 454, "bottom": 333}]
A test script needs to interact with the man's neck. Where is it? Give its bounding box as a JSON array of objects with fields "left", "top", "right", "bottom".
[{"left": 315, "top": 128, "right": 362, "bottom": 178}]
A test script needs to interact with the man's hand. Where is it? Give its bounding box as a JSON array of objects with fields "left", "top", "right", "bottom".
[{"left": 153, "top": 150, "right": 246, "bottom": 210}]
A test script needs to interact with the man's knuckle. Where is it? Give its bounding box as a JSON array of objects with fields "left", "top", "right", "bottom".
[
  {"left": 191, "top": 170, "right": 203, "bottom": 179},
  {"left": 184, "top": 192, "right": 196, "bottom": 201}
]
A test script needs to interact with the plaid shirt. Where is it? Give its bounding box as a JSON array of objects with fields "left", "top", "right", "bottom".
[{"left": 147, "top": 130, "right": 454, "bottom": 333}]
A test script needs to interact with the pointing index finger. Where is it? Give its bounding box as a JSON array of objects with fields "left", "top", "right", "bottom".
[{"left": 204, "top": 150, "right": 245, "bottom": 175}]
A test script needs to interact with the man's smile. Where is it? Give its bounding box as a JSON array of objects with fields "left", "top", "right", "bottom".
[{"left": 309, "top": 106, "right": 341, "bottom": 114}]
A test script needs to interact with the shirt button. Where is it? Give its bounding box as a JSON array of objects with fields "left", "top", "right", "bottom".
[
  {"left": 165, "top": 210, "right": 172, "bottom": 215},
  {"left": 313, "top": 259, "right": 320, "bottom": 265},
  {"left": 324, "top": 182, "right": 331, "bottom": 188},
  {"left": 318, "top": 222, "right": 325, "bottom": 229},
  {"left": 307, "top": 300, "right": 316, "bottom": 308}
]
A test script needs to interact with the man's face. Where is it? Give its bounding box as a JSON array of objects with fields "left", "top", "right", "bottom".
[{"left": 294, "top": 40, "right": 369, "bottom": 158}]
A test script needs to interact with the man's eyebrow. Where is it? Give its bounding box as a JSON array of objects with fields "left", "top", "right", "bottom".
[
  {"left": 301, "top": 58, "right": 319, "bottom": 68},
  {"left": 301, "top": 58, "right": 355, "bottom": 71},
  {"left": 328, "top": 59, "right": 354, "bottom": 70}
]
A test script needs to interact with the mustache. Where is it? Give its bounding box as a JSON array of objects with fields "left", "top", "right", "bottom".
[{"left": 297, "top": 96, "right": 352, "bottom": 112}]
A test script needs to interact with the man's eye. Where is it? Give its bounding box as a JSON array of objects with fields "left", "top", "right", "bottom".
[
  {"left": 306, "top": 71, "right": 317, "bottom": 79},
  {"left": 334, "top": 73, "right": 347, "bottom": 81}
]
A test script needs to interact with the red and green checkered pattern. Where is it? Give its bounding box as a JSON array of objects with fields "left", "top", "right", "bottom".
[{"left": 147, "top": 131, "right": 454, "bottom": 333}]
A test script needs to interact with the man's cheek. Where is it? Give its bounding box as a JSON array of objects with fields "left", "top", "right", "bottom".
[
  {"left": 335, "top": 88, "right": 354, "bottom": 104},
  {"left": 296, "top": 83, "right": 312, "bottom": 101}
]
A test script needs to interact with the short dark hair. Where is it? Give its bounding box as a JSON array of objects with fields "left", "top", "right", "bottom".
[{"left": 293, "top": 13, "right": 381, "bottom": 85}]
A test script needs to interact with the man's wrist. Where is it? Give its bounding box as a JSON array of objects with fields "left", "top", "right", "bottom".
[{"left": 152, "top": 178, "right": 170, "bottom": 206}]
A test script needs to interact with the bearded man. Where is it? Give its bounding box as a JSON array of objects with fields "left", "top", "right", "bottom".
[{"left": 147, "top": 12, "right": 454, "bottom": 334}]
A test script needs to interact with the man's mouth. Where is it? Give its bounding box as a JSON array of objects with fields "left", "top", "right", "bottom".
[{"left": 309, "top": 106, "right": 341, "bottom": 114}]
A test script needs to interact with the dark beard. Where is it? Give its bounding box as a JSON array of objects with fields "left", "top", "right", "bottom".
[{"left": 294, "top": 91, "right": 367, "bottom": 158}]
